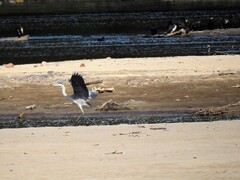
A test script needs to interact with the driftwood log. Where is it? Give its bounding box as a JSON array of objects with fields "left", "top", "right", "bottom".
[
  {"left": 166, "top": 29, "right": 187, "bottom": 37},
  {"left": 85, "top": 80, "right": 114, "bottom": 93},
  {"left": 195, "top": 101, "right": 240, "bottom": 116},
  {"left": 18, "top": 112, "right": 24, "bottom": 119},
  {"left": 97, "top": 99, "right": 130, "bottom": 111},
  {"left": 25, "top": 104, "right": 36, "bottom": 110},
  {"left": 232, "top": 84, "right": 240, "bottom": 88},
  {"left": 94, "top": 87, "right": 114, "bottom": 93},
  {"left": 85, "top": 80, "right": 103, "bottom": 85},
  {"left": 195, "top": 107, "right": 227, "bottom": 116}
]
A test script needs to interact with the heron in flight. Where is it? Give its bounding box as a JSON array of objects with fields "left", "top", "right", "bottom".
[{"left": 54, "top": 73, "right": 98, "bottom": 115}]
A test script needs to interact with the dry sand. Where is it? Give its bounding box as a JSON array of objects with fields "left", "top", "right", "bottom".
[
  {"left": 1, "top": 55, "right": 240, "bottom": 77},
  {"left": 0, "top": 120, "right": 240, "bottom": 179},
  {"left": 0, "top": 55, "right": 240, "bottom": 179}
]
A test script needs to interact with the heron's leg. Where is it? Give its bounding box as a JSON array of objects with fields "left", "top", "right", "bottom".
[
  {"left": 76, "top": 105, "right": 84, "bottom": 120},
  {"left": 79, "top": 105, "right": 85, "bottom": 115}
]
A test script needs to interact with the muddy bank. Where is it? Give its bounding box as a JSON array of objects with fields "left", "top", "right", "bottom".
[
  {"left": 0, "top": 60, "right": 240, "bottom": 128},
  {"left": 0, "top": 55, "right": 239, "bottom": 129},
  {"left": 1, "top": 74, "right": 239, "bottom": 115}
]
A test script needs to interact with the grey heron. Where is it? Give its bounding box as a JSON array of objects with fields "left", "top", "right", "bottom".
[{"left": 54, "top": 73, "right": 98, "bottom": 115}]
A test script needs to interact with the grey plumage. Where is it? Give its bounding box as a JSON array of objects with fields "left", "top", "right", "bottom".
[{"left": 54, "top": 72, "right": 98, "bottom": 115}]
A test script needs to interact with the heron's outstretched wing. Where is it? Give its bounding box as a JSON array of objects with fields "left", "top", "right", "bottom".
[{"left": 69, "top": 73, "right": 89, "bottom": 99}]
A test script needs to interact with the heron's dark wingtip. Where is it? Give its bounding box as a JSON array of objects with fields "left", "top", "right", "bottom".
[
  {"left": 69, "top": 72, "right": 83, "bottom": 82},
  {"left": 72, "top": 72, "right": 80, "bottom": 76}
]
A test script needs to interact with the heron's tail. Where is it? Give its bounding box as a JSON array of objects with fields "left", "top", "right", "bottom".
[
  {"left": 85, "top": 102, "right": 91, "bottom": 107},
  {"left": 89, "top": 91, "right": 98, "bottom": 99}
]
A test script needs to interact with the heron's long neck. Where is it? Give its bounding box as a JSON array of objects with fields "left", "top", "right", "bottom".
[{"left": 59, "top": 84, "right": 68, "bottom": 97}]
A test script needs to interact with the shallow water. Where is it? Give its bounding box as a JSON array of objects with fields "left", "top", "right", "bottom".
[
  {"left": 1, "top": 34, "right": 240, "bottom": 64},
  {"left": 0, "top": 10, "right": 240, "bottom": 64}
]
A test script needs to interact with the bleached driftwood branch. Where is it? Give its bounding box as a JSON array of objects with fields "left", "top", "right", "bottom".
[{"left": 85, "top": 80, "right": 103, "bottom": 85}]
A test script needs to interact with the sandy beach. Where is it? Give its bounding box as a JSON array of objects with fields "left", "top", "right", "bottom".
[
  {"left": 0, "top": 55, "right": 240, "bottom": 179},
  {"left": 0, "top": 120, "right": 240, "bottom": 179}
]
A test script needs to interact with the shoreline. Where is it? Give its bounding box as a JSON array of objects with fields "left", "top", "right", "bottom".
[{"left": 1, "top": 110, "right": 239, "bottom": 129}]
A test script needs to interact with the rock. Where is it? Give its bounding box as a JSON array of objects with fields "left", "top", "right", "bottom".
[
  {"left": 4, "top": 63, "right": 14, "bottom": 68},
  {"left": 80, "top": 63, "right": 85, "bottom": 67},
  {"left": 41, "top": 61, "right": 48, "bottom": 66},
  {"left": 126, "top": 79, "right": 140, "bottom": 87},
  {"left": 47, "top": 71, "right": 54, "bottom": 77}
]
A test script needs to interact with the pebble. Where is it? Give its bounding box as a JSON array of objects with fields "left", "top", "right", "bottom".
[
  {"left": 41, "top": 61, "right": 48, "bottom": 66},
  {"left": 80, "top": 63, "right": 85, "bottom": 67}
]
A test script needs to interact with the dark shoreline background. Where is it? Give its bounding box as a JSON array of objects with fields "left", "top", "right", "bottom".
[
  {"left": 0, "top": 0, "right": 240, "bottom": 15},
  {"left": 1, "top": 10, "right": 240, "bottom": 37},
  {"left": 1, "top": 0, "right": 240, "bottom": 64},
  {"left": 0, "top": 10, "right": 240, "bottom": 64}
]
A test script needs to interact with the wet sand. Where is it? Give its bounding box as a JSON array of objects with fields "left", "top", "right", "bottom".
[{"left": 0, "top": 120, "right": 240, "bottom": 179}]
